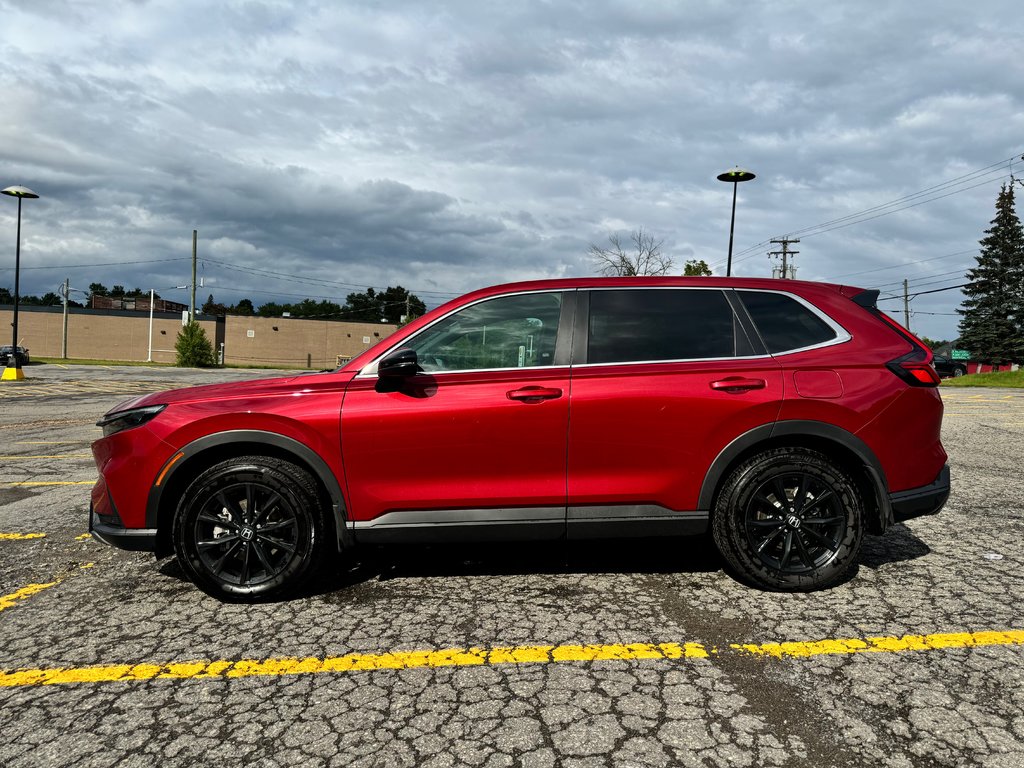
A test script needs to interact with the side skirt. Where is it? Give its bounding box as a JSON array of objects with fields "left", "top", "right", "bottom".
[{"left": 352, "top": 506, "right": 709, "bottom": 544}]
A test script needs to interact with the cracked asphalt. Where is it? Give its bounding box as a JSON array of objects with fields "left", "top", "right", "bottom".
[{"left": 1, "top": 365, "right": 1022, "bottom": 767}]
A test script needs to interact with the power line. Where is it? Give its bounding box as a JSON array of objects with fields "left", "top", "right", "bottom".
[
  {"left": 823, "top": 248, "right": 977, "bottom": 281},
  {"left": 710, "top": 151, "right": 1023, "bottom": 272}
]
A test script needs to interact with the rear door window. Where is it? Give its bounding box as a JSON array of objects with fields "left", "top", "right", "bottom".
[
  {"left": 737, "top": 290, "right": 838, "bottom": 353},
  {"left": 586, "top": 289, "right": 742, "bottom": 364}
]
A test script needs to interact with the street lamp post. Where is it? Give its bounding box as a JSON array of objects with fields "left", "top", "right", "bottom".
[
  {"left": 2, "top": 185, "right": 40, "bottom": 382},
  {"left": 716, "top": 167, "right": 755, "bottom": 277}
]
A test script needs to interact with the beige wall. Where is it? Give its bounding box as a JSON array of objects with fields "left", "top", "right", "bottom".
[
  {"left": 222, "top": 315, "right": 397, "bottom": 368},
  {"left": 0, "top": 307, "right": 397, "bottom": 368}
]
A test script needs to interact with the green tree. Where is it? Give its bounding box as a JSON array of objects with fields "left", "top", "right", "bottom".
[
  {"left": 920, "top": 336, "right": 951, "bottom": 351},
  {"left": 232, "top": 298, "right": 255, "bottom": 316},
  {"left": 378, "top": 286, "right": 426, "bottom": 324},
  {"left": 343, "top": 286, "right": 425, "bottom": 323},
  {"left": 683, "top": 259, "right": 713, "bottom": 276},
  {"left": 175, "top": 321, "right": 216, "bottom": 367},
  {"left": 957, "top": 183, "right": 1024, "bottom": 363},
  {"left": 89, "top": 282, "right": 108, "bottom": 297},
  {"left": 343, "top": 287, "right": 382, "bottom": 322},
  {"left": 110, "top": 285, "right": 126, "bottom": 298},
  {"left": 257, "top": 301, "right": 287, "bottom": 317},
  {"left": 201, "top": 293, "right": 230, "bottom": 315}
]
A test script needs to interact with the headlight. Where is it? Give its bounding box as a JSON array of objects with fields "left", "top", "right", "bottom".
[{"left": 97, "top": 405, "right": 167, "bottom": 437}]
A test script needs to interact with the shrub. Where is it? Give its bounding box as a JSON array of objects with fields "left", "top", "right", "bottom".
[{"left": 175, "top": 321, "right": 216, "bottom": 367}]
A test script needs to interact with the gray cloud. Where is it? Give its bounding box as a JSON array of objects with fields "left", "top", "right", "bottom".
[{"left": 1, "top": 0, "right": 1021, "bottom": 338}]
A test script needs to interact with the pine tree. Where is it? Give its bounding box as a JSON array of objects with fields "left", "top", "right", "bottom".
[
  {"left": 957, "top": 183, "right": 1024, "bottom": 363},
  {"left": 175, "top": 321, "right": 216, "bottom": 367}
]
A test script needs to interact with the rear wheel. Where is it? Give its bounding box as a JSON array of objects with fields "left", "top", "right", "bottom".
[
  {"left": 712, "top": 448, "right": 863, "bottom": 591},
  {"left": 953, "top": 366, "right": 965, "bottom": 377},
  {"left": 173, "top": 456, "right": 328, "bottom": 601}
]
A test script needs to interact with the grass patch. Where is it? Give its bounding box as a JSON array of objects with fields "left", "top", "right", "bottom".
[{"left": 942, "top": 369, "right": 1024, "bottom": 388}]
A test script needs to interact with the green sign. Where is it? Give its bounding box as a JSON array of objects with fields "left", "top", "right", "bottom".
[{"left": 951, "top": 349, "right": 970, "bottom": 361}]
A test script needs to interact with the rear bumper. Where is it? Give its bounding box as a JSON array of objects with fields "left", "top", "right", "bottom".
[
  {"left": 890, "top": 464, "right": 950, "bottom": 522},
  {"left": 90, "top": 501, "right": 157, "bottom": 552}
]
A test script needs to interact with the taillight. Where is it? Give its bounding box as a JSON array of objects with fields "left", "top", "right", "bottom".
[
  {"left": 887, "top": 348, "right": 941, "bottom": 387},
  {"left": 872, "top": 313, "right": 940, "bottom": 387}
]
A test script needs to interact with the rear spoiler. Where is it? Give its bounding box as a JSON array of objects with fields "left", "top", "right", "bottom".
[{"left": 851, "top": 289, "right": 880, "bottom": 310}]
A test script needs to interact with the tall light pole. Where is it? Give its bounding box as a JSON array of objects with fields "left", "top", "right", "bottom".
[
  {"left": 716, "top": 167, "right": 755, "bottom": 277},
  {"left": 2, "top": 185, "right": 40, "bottom": 382}
]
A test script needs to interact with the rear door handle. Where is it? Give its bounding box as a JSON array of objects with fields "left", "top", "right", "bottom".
[
  {"left": 507, "top": 386, "right": 563, "bottom": 402},
  {"left": 710, "top": 377, "right": 766, "bottom": 393}
]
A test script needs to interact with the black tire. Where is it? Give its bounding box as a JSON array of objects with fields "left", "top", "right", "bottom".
[
  {"left": 711, "top": 447, "right": 863, "bottom": 591},
  {"left": 172, "top": 456, "right": 328, "bottom": 601},
  {"left": 953, "top": 366, "right": 965, "bottom": 377}
]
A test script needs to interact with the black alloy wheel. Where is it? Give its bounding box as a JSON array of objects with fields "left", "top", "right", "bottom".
[
  {"left": 712, "top": 447, "right": 864, "bottom": 591},
  {"left": 173, "top": 456, "right": 327, "bottom": 601},
  {"left": 743, "top": 472, "right": 846, "bottom": 574}
]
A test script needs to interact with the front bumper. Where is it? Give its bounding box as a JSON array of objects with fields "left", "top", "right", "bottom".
[
  {"left": 89, "top": 500, "right": 157, "bottom": 552},
  {"left": 890, "top": 464, "right": 950, "bottom": 522}
]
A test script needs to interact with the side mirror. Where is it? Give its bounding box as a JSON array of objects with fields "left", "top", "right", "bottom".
[{"left": 378, "top": 348, "right": 420, "bottom": 378}]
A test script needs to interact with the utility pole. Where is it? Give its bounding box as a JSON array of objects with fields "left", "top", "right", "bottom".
[
  {"left": 769, "top": 238, "right": 799, "bottom": 279},
  {"left": 61, "top": 278, "right": 70, "bottom": 359},
  {"left": 903, "top": 279, "right": 911, "bottom": 331},
  {"left": 190, "top": 229, "right": 198, "bottom": 324}
]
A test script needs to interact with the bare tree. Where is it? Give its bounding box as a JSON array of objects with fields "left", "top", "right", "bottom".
[{"left": 588, "top": 228, "right": 673, "bottom": 276}]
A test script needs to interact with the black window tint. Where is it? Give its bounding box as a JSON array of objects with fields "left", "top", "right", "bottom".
[
  {"left": 738, "top": 291, "right": 837, "bottom": 353},
  {"left": 408, "top": 292, "right": 562, "bottom": 372},
  {"left": 588, "top": 289, "right": 736, "bottom": 364}
]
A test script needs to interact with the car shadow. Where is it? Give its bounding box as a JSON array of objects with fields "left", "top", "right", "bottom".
[
  {"left": 156, "top": 525, "right": 931, "bottom": 600},
  {"left": 858, "top": 523, "right": 932, "bottom": 568},
  {"left": 310, "top": 536, "right": 724, "bottom": 598}
]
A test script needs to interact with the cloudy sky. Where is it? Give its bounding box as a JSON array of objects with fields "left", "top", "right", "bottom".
[{"left": 1, "top": 0, "right": 1022, "bottom": 340}]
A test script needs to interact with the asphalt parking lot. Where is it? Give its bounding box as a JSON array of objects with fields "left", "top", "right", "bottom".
[{"left": 1, "top": 365, "right": 1023, "bottom": 768}]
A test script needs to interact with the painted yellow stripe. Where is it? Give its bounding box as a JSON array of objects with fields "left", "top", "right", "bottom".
[
  {"left": 730, "top": 630, "right": 1024, "bottom": 658},
  {"left": 0, "top": 454, "right": 92, "bottom": 459},
  {"left": 0, "top": 631, "right": 1020, "bottom": 689},
  {"left": 0, "top": 533, "right": 46, "bottom": 541},
  {"left": 15, "top": 441, "right": 90, "bottom": 445},
  {"left": 0, "top": 563, "right": 94, "bottom": 617},
  {"left": 3, "top": 481, "right": 95, "bottom": 486},
  {"left": 0, "top": 580, "right": 62, "bottom": 613}
]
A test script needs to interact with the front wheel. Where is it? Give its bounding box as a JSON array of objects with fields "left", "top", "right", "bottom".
[
  {"left": 953, "top": 366, "right": 965, "bottom": 377},
  {"left": 173, "top": 456, "right": 327, "bottom": 601},
  {"left": 712, "top": 448, "right": 863, "bottom": 591}
]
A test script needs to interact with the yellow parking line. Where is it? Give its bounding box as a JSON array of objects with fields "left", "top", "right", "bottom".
[
  {"left": 0, "top": 563, "right": 94, "bottom": 617},
  {"left": 0, "top": 533, "right": 46, "bottom": 541},
  {"left": 3, "top": 481, "right": 95, "bottom": 486},
  {"left": 1, "top": 629, "right": 1020, "bottom": 689},
  {"left": 15, "top": 441, "right": 90, "bottom": 445},
  {"left": 0, "top": 581, "right": 62, "bottom": 613},
  {"left": 0, "top": 455, "right": 92, "bottom": 460}
]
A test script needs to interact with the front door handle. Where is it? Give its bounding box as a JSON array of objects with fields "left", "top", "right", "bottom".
[
  {"left": 710, "top": 377, "right": 766, "bottom": 393},
  {"left": 507, "top": 386, "right": 563, "bottom": 402}
]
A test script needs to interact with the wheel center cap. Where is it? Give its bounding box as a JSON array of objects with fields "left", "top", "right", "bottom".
[
  {"left": 240, "top": 526, "right": 256, "bottom": 542},
  {"left": 786, "top": 515, "right": 801, "bottom": 529}
]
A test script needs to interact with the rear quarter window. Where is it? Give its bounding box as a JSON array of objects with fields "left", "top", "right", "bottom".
[{"left": 738, "top": 290, "right": 838, "bottom": 353}]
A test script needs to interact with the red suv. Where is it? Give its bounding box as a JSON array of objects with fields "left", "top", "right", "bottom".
[{"left": 90, "top": 277, "right": 948, "bottom": 599}]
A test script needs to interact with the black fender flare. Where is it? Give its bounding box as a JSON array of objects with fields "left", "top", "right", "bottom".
[
  {"left": 698, "top": 420, "right": 892, "bottom": 531},
  {"left": 146, "top": 430, "right": 350, "bottom": 552}
]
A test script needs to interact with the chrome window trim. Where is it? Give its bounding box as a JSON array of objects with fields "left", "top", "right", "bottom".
[
  {"left": 572, "top": 353, "right": 773, "bottom": 369},
  {"left": 357, "top": 288, "right": 566, "bottom": 378},
  {"left": 735, "top": 287, "right": 852, "bottom": 356},
  {"left": 357, "top": 284, "right": 852, "bottom": 376}
]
